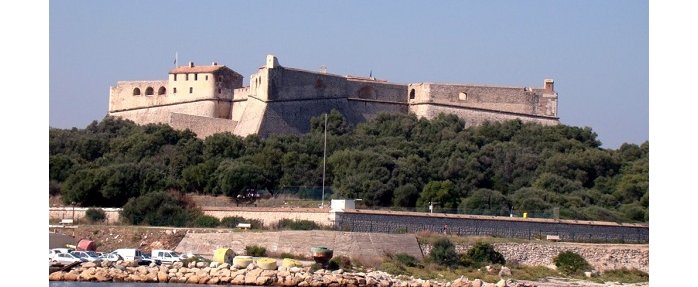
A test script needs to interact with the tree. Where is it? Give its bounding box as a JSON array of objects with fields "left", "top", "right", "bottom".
[
  {"left": 120, "top": 191, "right": 198, "bottom": 226},
  {"left": 212, "top": 160, "right": 267, "bottom": 197},
  {"left": 458, "top": 188, "right": 510, "bottom": 216},
  {"left": 416, "top": 180, "right": 460, "bottom": 211},
  {"left": 310, "top": 109, "right": 351, "bottom": 136}
]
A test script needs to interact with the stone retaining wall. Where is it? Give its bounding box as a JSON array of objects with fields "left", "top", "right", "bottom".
[{"left": 420, "top": 242, "right": 649, "bottom": 273}]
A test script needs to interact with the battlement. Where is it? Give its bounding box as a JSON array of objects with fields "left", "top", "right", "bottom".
[{"left": 108, "top": 55, "right": 560, "bottom": 138}]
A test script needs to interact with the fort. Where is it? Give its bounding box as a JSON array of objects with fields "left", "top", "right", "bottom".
[{"left": 109, "top": 55, "right": 559, "bottom": 138}]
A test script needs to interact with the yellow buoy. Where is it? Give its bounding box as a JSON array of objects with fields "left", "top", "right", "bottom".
[
  {"left": 256, "top": 257, "right": 277, "bottom": 270},
  {"left": 233, "top": 256, "right": 253, "bottom": 268},
  {"left": 282, "top": 258, "right": 302, "bottom": 268},
  {"left": 213, "top": 248, "right": 235, "bottom": 264}
]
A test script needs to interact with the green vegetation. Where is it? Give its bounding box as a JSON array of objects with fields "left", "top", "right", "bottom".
[
  {"left": 329, "top": 255, "right": 353, "bottom": 270},
  {"left": 50, "top": 112, "right": 648, "bottom": 223},
  {"left": 275, "top": 218, "right": 321, "bottom": 230},
  {"left": 597, "top": 268, "right": 648, "bottom": 283},
  {"left": 220, "top": 216, "right": 263, "bottom": 229},
  {"left": 120, "top": 191, "right": 200, "bottom": 227},
  {"left": 428, "top": 238, "right": 459, "bottom": 267},
  {"left": 460, "top": 242, "right": 505, "bottom": 267},
  {"left": 84, "top": 208, "right": 106, "bottom": 223},
  {"left": 553, "top": 251, "right": 591, "bottom": 275},
  {"left": 245, "top": 245, "right": 267, "bottom": 257},
  {"left": 192, "top": 215, "right": 220, "bottom": 228}
]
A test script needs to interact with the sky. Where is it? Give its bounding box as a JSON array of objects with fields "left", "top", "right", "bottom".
[{"left": 49, "top": 0, "right": 648, "bottom": 148}]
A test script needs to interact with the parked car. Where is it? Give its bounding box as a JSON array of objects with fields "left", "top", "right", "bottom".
[
  {"left": 151, "top": 249, "right": 185, "bottom": 264},
  {"left": 100, "top": 253, "right": 123, "bottom": 262},
  {"left": 112, "top": 248, "right": 144, "bottom": 262},
  {"left": 52, "top": 253, "right": 87, "bottom": 265},
  {"left": 49, "top": 248, "right": 74, "bottom": 261},
  {"left": 70, "top": 251, "right": 102, "bottom": 262},
  {"left": 139, "top": 254, "right": 159, "bottom": 265}
]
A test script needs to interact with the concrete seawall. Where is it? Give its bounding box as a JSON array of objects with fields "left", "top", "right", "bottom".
[{"left": 175, "top": 230, "right": 424, "bottom": 263}]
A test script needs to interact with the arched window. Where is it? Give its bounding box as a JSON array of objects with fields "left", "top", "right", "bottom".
[
  {"left": 409, "top": 89, "right": 415, "bottom": 100},
  {"left": 145, "top": 87, "right": 154, "bottom": 96},
  {"left": 133, "top": 88, "right": 141, "bottom": 96},
  {"left": 158, "top": 86, "right": 166, "bottom": 95},
  {"left": 458, "top": 92, "right": 467, "bottom": 101}
]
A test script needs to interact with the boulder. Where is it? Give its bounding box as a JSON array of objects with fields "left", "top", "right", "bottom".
[
  {"left": 209, "top": 277, "right": 220, "bottom": 284},
  {"left": 472, "top": 279, "right": 483, "bottom": 287},
  {"left": 187, "top": 275, "right": 200, "bottom": 284},
  {"left": 48, "top": 272, "right": 64, "bottom": 281},
  {"left": 210, "top": 261, "right": 219, "bottom": 268},
  {"left": 232, "top": 274, "right": 245, "bottom": 285},
  {"left": 64, "top": 273, "right": 78, "bottom": 281},
  {"left": 495, "top": 279, "right": 507, "bottom": 287},
  {"left": 256, "top": 276, "right": 271, "bottom": 285},
  {"left": 196, "top": 261, "right": 207, "bottom": 268},
  {"left": 82, "top": 262, "right": 97, "bottom": 268},
  {"left": 290, "top": 267, "right": 302, "bottom": 273},
  {"left": 94, "top": 273, "right": 110, "bottom": 282},
  {"left": 188, "top": 261, "right": 196, "bottom": 268},
  {"left": 157, "top": 272, "right": 168, "bottom": 282},
  {"left": 498, "top": 267, "right": 512, "bottom": 277},
  {"left": 198, "top": 276, "right": 210, "bottom": 284},
  {"left": 173, "top": 262, "right": 183, "bottom": 268}
]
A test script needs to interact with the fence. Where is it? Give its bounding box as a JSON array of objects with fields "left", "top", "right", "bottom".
[{"left": 333, "top": 211, "right": 649, "bottom": 243}]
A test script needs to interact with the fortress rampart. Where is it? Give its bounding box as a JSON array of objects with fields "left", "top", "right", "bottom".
[{"left": 108, "top": 55, "right": 559, "bottom": 138}]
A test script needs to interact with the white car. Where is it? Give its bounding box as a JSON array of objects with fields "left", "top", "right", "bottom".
[
  {"left": 52, "top": 253, "right": 87, "bottom": 265},
  {"left": 100, "top": 253, "right": 123, "bottom": 262},
  {"left": 49, "top": 248, "right": 74, "bottom": 261},
  {"left": 70, "top": 251, "right": 102, "bottom": 262}
]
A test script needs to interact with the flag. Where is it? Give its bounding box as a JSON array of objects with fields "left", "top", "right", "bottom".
[
  {"left": 369, "top": 70, "right": 372, "bottom": 78},
  {"left": 174, "top": 52, "right": 178, "bottom": 66}
]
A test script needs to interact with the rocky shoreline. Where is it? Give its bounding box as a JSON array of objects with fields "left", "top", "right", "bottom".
[{"left": 48, "top": 260, "right": 533, "bottom": 287}]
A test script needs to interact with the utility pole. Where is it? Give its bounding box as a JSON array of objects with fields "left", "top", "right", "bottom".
[{"left": 321, "top": 113, "right": 328, "bottom": 208}]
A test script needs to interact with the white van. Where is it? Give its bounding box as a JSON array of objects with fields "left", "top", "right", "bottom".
[
  {"left": 112, "top": 248, "right": 144, "bottom": 262},
  {"left": 152, "top": 249, "right": 184, "bottom": 264}
]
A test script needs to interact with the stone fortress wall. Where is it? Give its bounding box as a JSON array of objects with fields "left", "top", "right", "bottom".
[{"left": 108, "top": 55, "right": 560, "bottom": 138}]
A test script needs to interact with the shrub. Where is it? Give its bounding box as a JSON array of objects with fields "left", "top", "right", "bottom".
[
  {"left": 390, "top": 253, "right": 420, "bottom": 268},
  {"left": 276, "top": 219, "right": 320, "bottom": 230},
  {"left": 553, "top": 251, "right": 591, "bottom": 275},
  {"left": 85, "top": 208, "right": 106, "bottom": 223},
  {"left": 461, "top": 242, "right": 506, "bottom": 267},
  {"left": 329, "top": 255, "right": 352, "bottom": 270},
  {"left": 428, "top": 238, "right": 459, "bottom": 267},
  {"left": 221, "top": 216, "right": 244, "bottom": 228},
  {"left": 601, "top": 268, "right": 649, "bottom": 283},
  {"left": 279, "top": 252, "right": 296, "bottom": 259},
  {"left": 245, "top": 245, "right": 267, "bottom": 257},
  {"left": 120, "top": 191, "right": 198, "bottom": 227},
  {"left": 221, "top": 216, "right": 265, "bottom": 229},
  {"left": 379, "top": 261, "right": 407, "bottom": 275},
  {"left": 192, "top": 215, "right": 220, "bottom": 228}
]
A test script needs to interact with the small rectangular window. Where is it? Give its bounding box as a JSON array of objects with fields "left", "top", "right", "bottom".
[
  {"left": 173, "top": 87, "right": 177, "bottom": 94},
  {"left": 190, "top": 87, "right": 193, "bottom": 93},
  {"left": 206, "top": 75, "right": 209, "bottom": 80},
  {"left": 218, "top": 88, "right": 221, "bottom": 94},
  {"left": 194, "top": 74, "right": 198, "bottom": 81},
  {"left": 173, "top": 74, "right": 177, "bottom": 81},
  {"left": 186, "top": 74, "right": 189, "bottom": 81}
]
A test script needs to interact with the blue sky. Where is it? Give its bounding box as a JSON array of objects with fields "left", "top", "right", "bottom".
[{"left": 49, "top": 0, "right": 648, "bottom": 148}]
